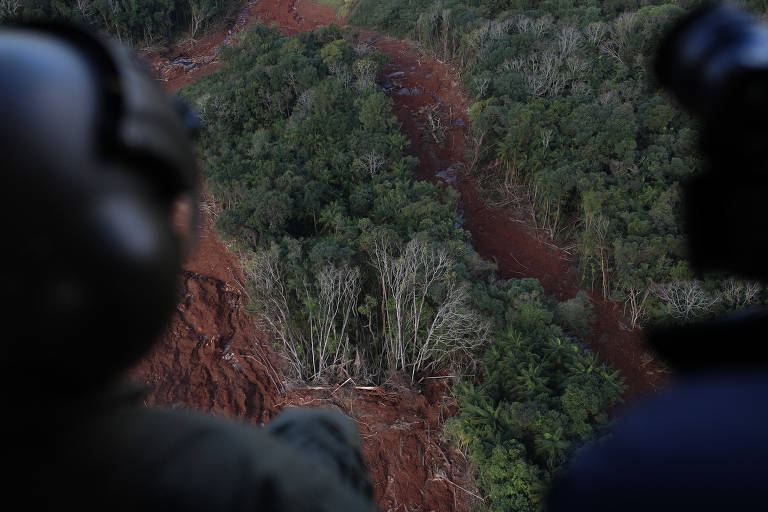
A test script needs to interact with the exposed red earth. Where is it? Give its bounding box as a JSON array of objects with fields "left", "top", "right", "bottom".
[{"left": 133, "top": 1, "right": 671, "bottom": 510}]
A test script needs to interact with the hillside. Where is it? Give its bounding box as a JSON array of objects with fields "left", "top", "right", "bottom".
[{"left": 131, "top": 0, "right": 676, "bottom": 510}]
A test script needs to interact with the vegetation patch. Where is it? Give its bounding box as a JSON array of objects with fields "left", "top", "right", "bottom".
[
  {"left": 448, "top": 279, "right": 624, "bottom": 511},
  {"left": 350, "top": 0, "right": 766, "bottom": 329}
]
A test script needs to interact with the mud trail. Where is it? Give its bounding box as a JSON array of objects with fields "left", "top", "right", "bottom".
[{"left": 134, "top": 1, "right": 669, "bottom": 511}]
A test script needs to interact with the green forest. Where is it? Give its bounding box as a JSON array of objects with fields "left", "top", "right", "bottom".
[
  {"left": 179, "top": 24, "right": 625, "bottom": 510},
  {"left": 351, "top": 0, "right": 767, "bottom": 329},
  {"left": 10, "top": 0, "right": 764, "bottom": 509},
  {"left": 0, "top": 0, "right": 239, "bottom": 46}
]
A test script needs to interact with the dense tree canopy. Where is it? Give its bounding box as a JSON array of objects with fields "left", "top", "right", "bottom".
[{"left": 351, "top": 0, "right": 767, "bottom": 328}]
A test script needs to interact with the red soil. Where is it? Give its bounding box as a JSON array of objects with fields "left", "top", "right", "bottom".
[
  {"left": 129, "top": 211, "right": 282, "bottom": 422},
  {"left": 133, "top": 2, "right": 671, "bottom": 511}
]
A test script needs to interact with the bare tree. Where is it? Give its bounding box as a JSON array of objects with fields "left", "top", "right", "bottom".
[
  {"left": 356, "top": 151, "right": 386, "bottom": 176},
  {"left": 499, "top": 57, "right": 523, "bottom": 73},
  {"left": 721, "top": 279, "right": 762, "bottom": 309},
  {"left": 0, "top": 0, "right": 21, "bottom": 20},
  {"left": 624, "top": 287, "right": 650, "bottom": 329},
  {"left": 652, "top": 280, "right": 720, "bottom": 321},
  {"left": 473, "top": 76, "right": 490, "bottom": 98},
  {"left": 440, "top": 8, "right": 452, "bottom": 60},
  {"left": 583, "top": 210, "right": 611, "bottom": 299},
  {"left": 522, "top": 49, "right": 566, "bottom": 98},
  {"left": 540, "top": 128, "right": 553, "bottom": 149},
  {"left": 466, "top": 24, "right": 490, "bottom": 54},
  {"left": 599, "top": 40, "right": 624, "bottom": 65},
  {"left": 296, "top": 89, "right": 315, "bottom": 112},
  {"left": 75, "top": 0, "right": 94, "bottom": 20},
  {"left": 370, "top": 236, "right": 489, "bottom": 382},
  {"left": 420, "top": 104, "right": 448, "bottom": 143},
  {"left": 531, "top": 15, "right": 553, "bottom": 38},
  {"left": 188, "top": 0, "right": 214, "bottom": 40},
  {"left": 283, "top": 70, "right": 300, "bottom": 97},
  {"left": 305, "top": 265, "right": 360, "bottom": 381},
  {"left": 566, "top": 55, "right": 588, "bottom": 79},
  {"left": 613, "top": 11, "right": 638, "bottom": 45},
  {"left": 242, "top": 249, "right": 304, "bottom": 379},
  {"left": 329, "top": 62, "right": 353, "bottom": 90},
  {"left": 558, "top": 25, "right": 582, "bottom": 57},
  {"left": 514, "top": 15, "right": 531, "bottom": 34},
  {"left": 354, "top": 40, "right": 374, "bottom": 56},
  {"left": 488, "top": 19, "right": 513, "bottom": 40},
  {"left": 243, "top": 249, "right": 361, "bottom": 383},
  {"left": 585, "top": 22, "right": 607, "bottom": 46},
  {"left": 600, "top": 12, "right": 637, "bottom": 66}
]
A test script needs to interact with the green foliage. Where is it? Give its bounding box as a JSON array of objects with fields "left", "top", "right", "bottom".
[
  {"left": 182, "top": 25, "right": 496, "bottom": 383},
  {"left": 448, "top": 280, "right": 625, "bottom": 510},
  {"left": 555, "top": 290, "right": 593, "bottom": 338},
  {"left": 2, "top": 0, "right": 238, "bottom": 46},
  {"left": 350, "top": 0, "right": 768, "bottom": 324}
]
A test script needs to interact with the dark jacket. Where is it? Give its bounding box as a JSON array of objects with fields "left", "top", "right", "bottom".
[{"left": 23, "top": 386, "right": 377, "bottom": 511}]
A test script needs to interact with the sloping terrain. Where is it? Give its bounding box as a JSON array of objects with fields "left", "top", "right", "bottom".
[
  {"left": 135, "top": 2, "right": 472, "bottom": 511},
  {"left": 133, "top": 1, "right": 670, "bottom": 510}
]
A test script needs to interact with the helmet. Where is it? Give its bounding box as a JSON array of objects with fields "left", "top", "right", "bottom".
[{"left": 0, "top": 24, "right": 198, "bottom": 398}]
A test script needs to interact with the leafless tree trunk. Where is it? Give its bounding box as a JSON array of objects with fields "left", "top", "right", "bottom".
[
  {"left": 328, "top": 62, "right": 353, "bottom": 90},
  {"left": 531, "top": 15, "right": 553, "bottom": 38},
  {"left": 75, "top": 0, "right": 94, "bottom": 20},
  {"left": 370, "top": 236, "right": 488, "bottom": 382},
  {"left": 0, "top": 0, "right": 20, "bottom": 20},
  {"left": 420, "top": 104, "right": 448, "bottom": 143},
  {"left": 488, "top": 19, "right": 513, "bottom": 39},
  {"left": 600, "top": 12, "right": 637, "bottom": 66},
  {"left": 652, "top": 280, "right": 720, "bottom": 321},
  {"left": 721, "top": 278, "right": 761, "bottom": 309},
  {"left": 473, "top": 76, "right": 490, "bottom": 98},
  {"left": 624, "top": 287, "right": 650, "bottom": 329},
  {"left": 305, "top": 265, "right": 360, "bottom": 381},
  {"left": 585, "top": 22, "right": 607, "bottom": 46},
  {"left": 356, "top": 151, "right": 386, "bottom": 176},
  {"left": 242, "top": 249, "right": 304, "bottom": 379},
  {"left": 440, "top": 9, "right": 451, "bottom": 60},
  {"left": 583, "top": 211, "right": 610, "bottom": 299},
  {"left": 540, "top": 128, "right": 553, "bottom": 149},
  {"left": 558, "top": 25, "right": 582, "bottom": 57},
  {"left": 188, "top": 0, "right": 210, "bottom": 40}
]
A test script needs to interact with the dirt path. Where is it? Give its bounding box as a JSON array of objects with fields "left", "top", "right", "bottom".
[{"left": 134, "top": 1, "right": 670, "bottom": 510}]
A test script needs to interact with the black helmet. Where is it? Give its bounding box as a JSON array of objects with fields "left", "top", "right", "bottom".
[{"left": 1, "top": 24, "right": 198, "bottom": 398}]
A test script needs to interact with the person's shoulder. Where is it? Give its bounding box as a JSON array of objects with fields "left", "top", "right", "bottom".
[
  {"left": 80, "top": 406, "right": 376, "bottom": 512},
  {"left": 547, "top": 370, "right": 768, "bottom": 511}
]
